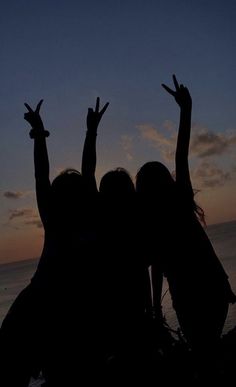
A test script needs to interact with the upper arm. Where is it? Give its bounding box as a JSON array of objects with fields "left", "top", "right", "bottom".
[
  {"left": 82, "top": 130, "right": 98, "bottom": 194},
  {"left": 175, "top": 104, "right": 193, "bottom": 201},
  {"left": 175, "top": 151, "right": 194, "bottom": 200},
  {"left": 35, "top": 177, "right": 51, "bottom": 228}
]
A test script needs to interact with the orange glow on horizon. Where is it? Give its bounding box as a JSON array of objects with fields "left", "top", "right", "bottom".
[{"left": 0, "top": 229, "right": 43, "bottom": 264}]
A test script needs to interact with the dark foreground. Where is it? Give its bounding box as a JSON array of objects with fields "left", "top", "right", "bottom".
[{"left": 27, "top": 323, "right": 236, "bottom": 386}]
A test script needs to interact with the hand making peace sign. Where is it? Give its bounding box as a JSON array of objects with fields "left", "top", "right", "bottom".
[
  {"left": 162, "top": 75, "right": 192, "bottom": 110},
  {"left": 86, "top": 97, "right": 109, "bottom": 132},
  {"left": 24, "top": 100, "right": 49, "bottom": 138}
]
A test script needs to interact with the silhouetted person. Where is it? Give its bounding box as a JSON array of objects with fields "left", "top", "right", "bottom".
[
  {"left": 0, "top": 100, "right": 53, "bottom": 387},
  {"left": 136, "top": 75, "right": 236, "bottom": 380},
  {"left": 82, "top": 98, "right": 153, "bottom": 383},
  {"left": 0, "top": 99, "right": 107, "bottom": 386}
]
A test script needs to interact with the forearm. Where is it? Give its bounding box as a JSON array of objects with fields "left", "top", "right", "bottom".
[
  {"left": 81, "top": 130, "right": 97, "bottom": 178},
  {"left": 34, "top": 136, "right": 50, "bottom": 181},
  {"left": 175, "top": 105, "right": 192, "bottom": 189},
  {"left": 24, "top": 100, "right": 50, "bottom": 225},
  {"left": 176, "top": 106, "right": 192, "bottom": 164},
  {"left": 82, "top": 97, "right": 109, "bottom": 188}
]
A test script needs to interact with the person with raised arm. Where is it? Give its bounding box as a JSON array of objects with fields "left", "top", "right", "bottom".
[
  {"left": 82, "top": 97, "right": 109, "bottom": 192},
  {"left": 25, "top": 99, "right": 109, "bottom": 385},
  {"left": 82, "top": 98, "right": 154, "bottom": 383},
  {"left": 136, "top": 75, "right": 236, "bottom": 381},
  {"left": 0, "top": 99, "right": 109, "bottom": 386},
  {"left": 0, "top": 100, "right": 53, "bottom": 387}
]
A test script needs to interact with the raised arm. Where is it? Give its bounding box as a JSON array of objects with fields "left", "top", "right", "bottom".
[
  {"left": 24, "top": 100, "right": 51, "bottom": 227},
  {"left": 81, "top": 97, "right": 109, "bottom": 193},
  {"left": 162, "top": 75, "right": 193, "bottom": 196}
]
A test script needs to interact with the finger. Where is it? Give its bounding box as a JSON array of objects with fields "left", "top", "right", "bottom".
[
  {"left": 100, "top": 102, "right": 109, "bottom": 116},
  {"left": 161, "top": 84, "right": 176, "bottom": 97},
  {"left": 24, "top": 103, "right": 33, "bottom": 112},
  {"left": 173, "top": 74, "right": 180, "bottom": 90},
  {"left": 95, "top": 97, "right": 100, "bottom": 113},
  {"left": 184, "top": 87, "right": 191, "bottom": 98},
  {"left": 36, "top": 99, "right": 43, "bottom": 113},
  {"left": 88, "top": 108, "right": 94, "bottom": 113}
]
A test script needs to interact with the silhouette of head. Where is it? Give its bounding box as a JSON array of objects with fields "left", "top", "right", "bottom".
[
  {"left": 50, "top": 168, "right": 86, "bottom": 218},
  {"left": 51, "top": 168, "right": 84, "bottom": 197},
  {"left": 99, "top": 168, "right": 135, "bottom": 197},
  {"left": 136, "top": 161, "right": 175, "bottom": 195}
]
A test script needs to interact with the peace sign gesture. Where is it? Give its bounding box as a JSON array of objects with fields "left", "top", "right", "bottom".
[
  {"left": 24, "top": 99, "right": 45, "bottom": 129},
  {"left": 24, "top": 100, "right": 49, "bottom": 138},
  {"left": 162, "top": 75, "right": 192, "bottom": 110},
  {"left": 86, "top": 97, "right": 109, "bottom": 132}
]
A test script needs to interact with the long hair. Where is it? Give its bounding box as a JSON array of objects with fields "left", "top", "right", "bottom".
[
  {"left": 192, "top": 189, "right": 206, "bottom": 225},
  {"left": 136, "top": 161, "right": 205, "bottom": 224}
]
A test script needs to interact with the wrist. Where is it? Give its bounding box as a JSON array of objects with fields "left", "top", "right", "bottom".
[{"left": 180, "top": 105, "right": 192, "bottom": 113}]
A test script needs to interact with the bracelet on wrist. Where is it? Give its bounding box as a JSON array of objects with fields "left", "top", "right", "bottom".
[{"left": 29, "top": 128, "right": 50, "bottom": 139}]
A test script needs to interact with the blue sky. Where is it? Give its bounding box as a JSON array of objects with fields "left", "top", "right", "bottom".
[{"left": 1, "top": 0, "right": 236, "bottom": 262}]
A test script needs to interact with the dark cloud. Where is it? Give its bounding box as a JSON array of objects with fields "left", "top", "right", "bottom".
[
  {"left": 8, "top": 208, "right": 42, "bottom": 229},
  {"left": 191, "top": 128, "right": 236, "bottom": 158},
  {"left": 193, "top": 162, "right": 231, "bottom": 188},
  {"left": 9, "top": 208, "right": 34, "bottom": 220},
  {"left": 139, "top": 123, "right": 236, "bottom": 161},
  {"left": 4, "top": 191, "right": 24, "bottom": 199},
  {"left": 24, "top": 219, "right": 43, "bottom": 228}
]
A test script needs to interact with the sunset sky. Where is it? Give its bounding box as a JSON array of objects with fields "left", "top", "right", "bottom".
[{"left": 1, "top": 0, "right": 236, "bottom": 263}]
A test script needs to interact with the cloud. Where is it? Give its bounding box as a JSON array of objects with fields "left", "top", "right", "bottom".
[
  {"left": 138, "top": 123, "right": 176, "bottom": 161},
  {"left": 191, "top": 126, "right": 236, "bottom": 158},
  {"left": 138, "top": 122, "right": 236, "bottom": 162},
  {"left": 8, "top": 207, "right": 42, "bottom": 229},
  {"left": 163, "top": 120, "right": 177, "bottom": 132},
  {"left": 24, "top": 219, "right": 43, "bottom": 228},
  {"left": 193, "top": 162, "right": 231, "bottom": 188},
  {"left": 138, "top": 124, "right": 172, "bottom": 146},
  {"left": 4, "top": 191, "right": 24, "bottom": 199},
  {"left": 120, "top": 135, "right": 134, "bottom": 161},
  {"left": 9, "top": 208, "right": 34, "bottom": 220}
]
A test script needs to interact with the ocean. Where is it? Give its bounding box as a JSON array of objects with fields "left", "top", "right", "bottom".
[{"left": 1, "top": 220, "right": 236, "bottom": 334}]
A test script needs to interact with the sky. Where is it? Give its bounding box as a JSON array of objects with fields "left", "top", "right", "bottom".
[{"left": 1, "top": 0, "right": 236, "bottom": 263}]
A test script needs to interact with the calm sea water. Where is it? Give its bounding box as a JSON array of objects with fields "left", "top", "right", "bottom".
[{"left": 1, "top": 220, "right": 236, "bottom": 333}]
